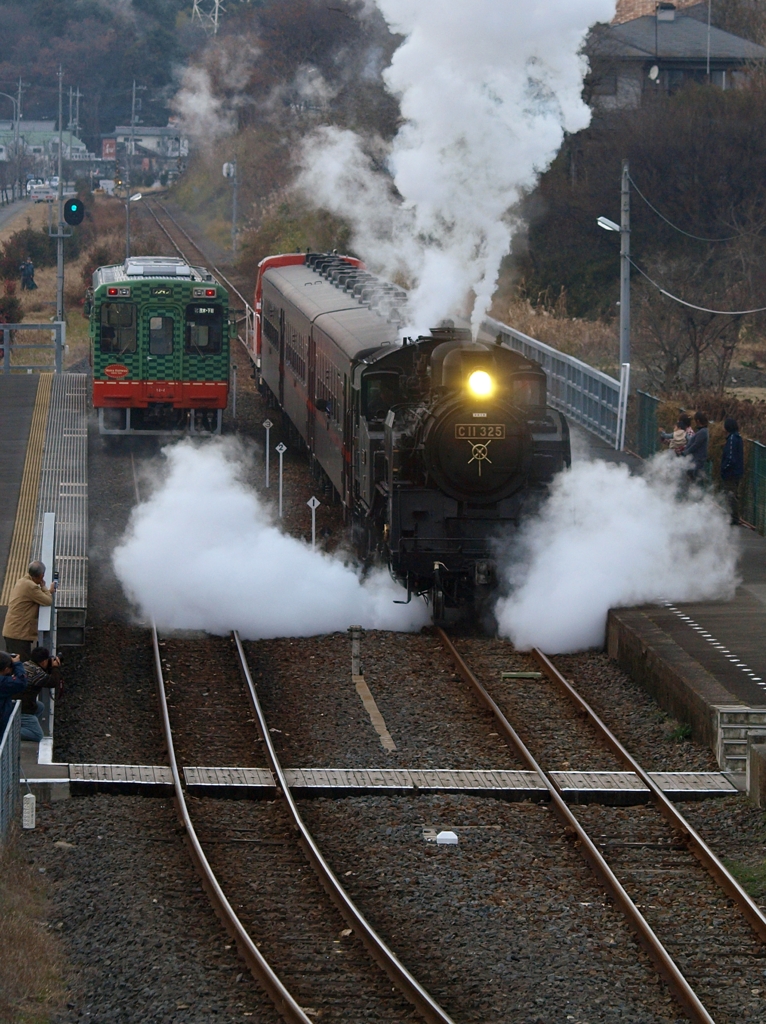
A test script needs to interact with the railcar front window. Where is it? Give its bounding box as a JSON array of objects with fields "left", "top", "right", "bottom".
[
  {"left": 100, "top": 302, "right": 137, "bottom": 354},
  {"left": 149, "top": 316, "right": 174, "bottom": 355},
  {"left": 185, "top": 304, "right": 223, "bottom": 354}
]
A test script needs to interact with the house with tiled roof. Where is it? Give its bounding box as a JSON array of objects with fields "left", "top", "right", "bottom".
[{"left": 588, "top": 2, "right": 766, "bottom": 110}]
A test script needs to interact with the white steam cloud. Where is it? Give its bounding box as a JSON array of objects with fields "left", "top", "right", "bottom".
[
  {"left": 113, "top": 440, "right": 429, "bottom": 637},
  {"left": 495, "top": 457, "right": 740, "bottom": 654},
  {"left": 299, "top": 0, "right": 616, "bottom": 333}
]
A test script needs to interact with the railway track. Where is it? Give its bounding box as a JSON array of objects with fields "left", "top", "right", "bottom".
[
  {"left": 152, "top": 628, "right": 456, "bottom": 1024},
  {"left": 141, "top": 197, "right": 251, "bottom": 307},
  {"left": 437, "top": 630, "right": 766, "bottom": 1024}
]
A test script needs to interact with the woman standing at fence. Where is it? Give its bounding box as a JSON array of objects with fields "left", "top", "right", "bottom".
[
  {"left": 684, "top": 412, "right": 709, "bottom": 482},
  {"left": 721, "top": 417, "right": 745, "bottom": 526}
]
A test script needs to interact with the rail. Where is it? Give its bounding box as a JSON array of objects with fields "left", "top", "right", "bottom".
[
  {"left": 150, "top": 625, "right": 314, "bottom": 1024},
  {"left": 232, "top": 630, "right": 457, "bottom": 1024},
  {"left": 142, "top": 199, "right": 256, "bottom": 360},
  {"left": 531, "top": 647, "right": 766, "bottom": 944},
  {"left": 2, "top": 322, "right": 64, "bottom": 373},
  {"left": 436, "top": 627, "right": 716, "bottom": 1024},
  {"left": 482, "top": 316, "right": 629, "bottom": 450},
  {"left": 0, "top": 702, "right": 20, "bottom": 843}
]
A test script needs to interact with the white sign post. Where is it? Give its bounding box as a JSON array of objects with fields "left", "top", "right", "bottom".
[
  {"left": 263, "top": 419, "right": 273, "bottom": 487},
  {"left": 276, "top": 442, "right": 287, "bottom": 518},
  {"left": 307, "top": 496, "right": 321, "bottom": 550}
]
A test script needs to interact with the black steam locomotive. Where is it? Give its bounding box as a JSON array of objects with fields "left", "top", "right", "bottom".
[{"left": 255, "top": 252, "right": 570, "bottom": 620}]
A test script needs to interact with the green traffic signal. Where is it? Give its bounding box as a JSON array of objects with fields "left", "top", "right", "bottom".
[{"left": 64, "top": 198, "right": 85, "bottom": 226}]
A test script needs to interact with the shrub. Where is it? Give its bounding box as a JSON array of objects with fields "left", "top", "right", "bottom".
[{"left": 0, "top": 280, "right": 22, "bottom": 323}]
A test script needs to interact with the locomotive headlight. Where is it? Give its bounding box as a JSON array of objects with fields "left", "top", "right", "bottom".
[{"left": 467, "top": 370, "right": 493, "bottom": 398}]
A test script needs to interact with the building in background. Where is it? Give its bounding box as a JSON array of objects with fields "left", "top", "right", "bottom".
[
  {"left": 101, "top": 121, "right": 189, "bottom": 184},
  {"left": 613, "top": 0, "right": 700, "bottom": 23},
  {"left": 0, "top": 120, "right": 95, "bottom": 177},
  {"left": 588, "top": 3, "right": 766, "bottom": 111}
]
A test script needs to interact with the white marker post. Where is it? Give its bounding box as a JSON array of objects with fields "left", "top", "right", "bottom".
[
  {"left": 276, "top": 442, "right": 287, "bottom": 518},
  {"left": 307, "top": 496, "right": 321, "bottom": 550},
  {"left": 263, "top": 419, "right": 273, "bottom": 487}
]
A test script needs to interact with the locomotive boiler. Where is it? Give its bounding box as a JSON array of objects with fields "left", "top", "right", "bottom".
[{"left": 255, "top": 252, "right": 570, "bottom": 621}]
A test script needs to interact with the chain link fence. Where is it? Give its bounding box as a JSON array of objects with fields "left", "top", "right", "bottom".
[{"left": 743, "top": 439, "right": 766, "bottom": 535}]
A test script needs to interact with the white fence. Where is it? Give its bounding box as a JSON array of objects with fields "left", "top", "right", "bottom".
[
  {"left": 483, "top": 316, "right": 629, "bottom": 450},
  {"left": 0, "top": 702, "right": 20, "bottom": 842}
]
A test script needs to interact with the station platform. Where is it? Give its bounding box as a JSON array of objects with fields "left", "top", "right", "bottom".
[
  {"left": 579, "top": 435, "right": 766, "bottom": 773},
  {"left": 0, "top": 373, "right": 88, "bottom": 644}
]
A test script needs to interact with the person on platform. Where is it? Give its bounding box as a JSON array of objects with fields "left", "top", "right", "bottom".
[
  {"left": 2, "top": 561, "right": 55, "bottom": 660},
  {"left": 721, "top": 416, "right": 745, "bottom": 525},
  {"left": 684, "top": 412, "right": 709, "bottom": 481},
  {"left": 0, "top": 652, "right": 26, "bottom": 737},
  {"left": 18, "top": 646, "right": 61, "bottom": 743}
]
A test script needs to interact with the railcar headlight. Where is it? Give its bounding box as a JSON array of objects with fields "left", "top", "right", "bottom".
[{"left": 467, "top": 370, "right": 493, "bottom": 398}]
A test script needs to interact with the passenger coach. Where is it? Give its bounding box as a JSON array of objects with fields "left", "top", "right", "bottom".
[{"left": 88, "top": 256, "right": 230, "bottom": 434}]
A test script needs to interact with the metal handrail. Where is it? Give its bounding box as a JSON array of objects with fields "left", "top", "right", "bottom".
[
  {"left": 232, "top": 630, "right": 458, "bottom": 1024},
  {"left": 151, "top": 625, "right": 313, "bottom": 1024},
  {"left": 436, "top": 628, "right": 715, "bottom": 1024},
  {"left": 483, "top": 315, "right": 628, "bottom": 449},
  {"left": 0, "top": 702, "right": 20, "bottom": 842},
  {"left": 532, "top": 647, "right": 766, "bottom": 943}
]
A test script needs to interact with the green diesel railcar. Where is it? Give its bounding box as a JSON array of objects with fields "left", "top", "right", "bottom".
[{"left": 89, "top": 256, "right": 230, "bottom": 434}]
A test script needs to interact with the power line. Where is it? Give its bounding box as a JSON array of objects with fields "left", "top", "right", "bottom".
[
  {"left": 629, "top": 174, "right": 740, "bottom": 243},
  {"left": 628, "top": 256, "right": 766, "bottom": 315}
]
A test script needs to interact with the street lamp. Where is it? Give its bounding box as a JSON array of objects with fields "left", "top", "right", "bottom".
[
  {"left": 124, "top": 191, "right": 142, "bottom": 259},
  {"left": 597, "top": 159, "right": 631, "bottom": 366},
  {"left": 0, "top": 92, "right": 20, "bottom": 199}
]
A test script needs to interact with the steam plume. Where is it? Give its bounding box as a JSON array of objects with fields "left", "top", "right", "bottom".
[
  {"left": 299, "top": 0, "right": 616, "bottom": 333},
  {"left": 113, "top": 440, "right": 429, "bottom": 637},
  {"left": 494, "top": 457, "right": 740, "bottom": 653}
]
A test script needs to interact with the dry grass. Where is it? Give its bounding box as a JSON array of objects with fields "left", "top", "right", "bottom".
[
  {"left": 490, "top": 296, "right": 620, "bottom": 377},
  {"left": 0, "top": 829, "right": 66, "bottom": 1023}
]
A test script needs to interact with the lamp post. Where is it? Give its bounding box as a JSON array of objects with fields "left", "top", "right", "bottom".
[
  {"left": 124, "top": 191, "right": 142, "bottom": 259},
  {"left": 0, "top": 92, "right": 20, "bottom": 199},
  {"left": 597, "top": 159, "right": 631, "bottom": 367}
]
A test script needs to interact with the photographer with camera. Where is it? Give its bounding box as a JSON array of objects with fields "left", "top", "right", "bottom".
[
  {"left": 0, "top": 652, "right": 26, "bottom": 737},
  {"left": 2, "top": 560, "right": 55, "bottom": 661},
  {"left": 18, "top": 647, "right": 61, "bottom": 743}
]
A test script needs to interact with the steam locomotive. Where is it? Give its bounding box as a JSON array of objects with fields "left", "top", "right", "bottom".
[{"left": 255, "top": 252, "right": 570, "bottom": 620}]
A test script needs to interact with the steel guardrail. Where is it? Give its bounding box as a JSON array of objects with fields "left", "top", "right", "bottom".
[
  {"left": 232, "top": 630, "right": 458, "bottom": 1024},
  {"left": 436, "top": 628, "right": 716, "bottom": 1024},
  {"left": 151, "top": 625, "right": 314, "bottom": 1024},
  {"left": 482, "top": 315, "right": 628, "bottom": 448},
  {"left": 532, "top": 647, "right": 766, "bottom": 944}
]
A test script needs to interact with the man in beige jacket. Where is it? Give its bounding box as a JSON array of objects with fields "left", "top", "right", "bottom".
[{"left": 3, "top": 561, "right": 54, "bottom": 659}]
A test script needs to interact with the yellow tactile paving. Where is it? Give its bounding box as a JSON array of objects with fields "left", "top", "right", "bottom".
[{"left": 1, "top": 373, "right": 53, "bottom": 604}]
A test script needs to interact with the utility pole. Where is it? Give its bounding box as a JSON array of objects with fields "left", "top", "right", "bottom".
[
  {"left": 620, "top": 159, "right": 630, "bottom": 367},
  {"left": 55, "top": 66, "right": 66, "bottom": 324},
  {"left": 15, "top": 77, "right": 21, "bottom": 199},
  {"left": 68, "top": 86, "right": 73, "bottom": 131},
  {"left": 126, "top": 79, "right": 136, "bottom": 259},
  {"left": 232, "top": 157, "right": 238, "bottom": 254},
  {"left": 75, "top": 87, "right": 81, "bottom": 136}
]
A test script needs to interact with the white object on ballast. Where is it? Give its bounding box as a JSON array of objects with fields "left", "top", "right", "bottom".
[
  {"left": 436, "top": 830, "right": 458, "bottom": 845},
  {"left": 22, "top": 792, "right": 36, "bottom": 829}
]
